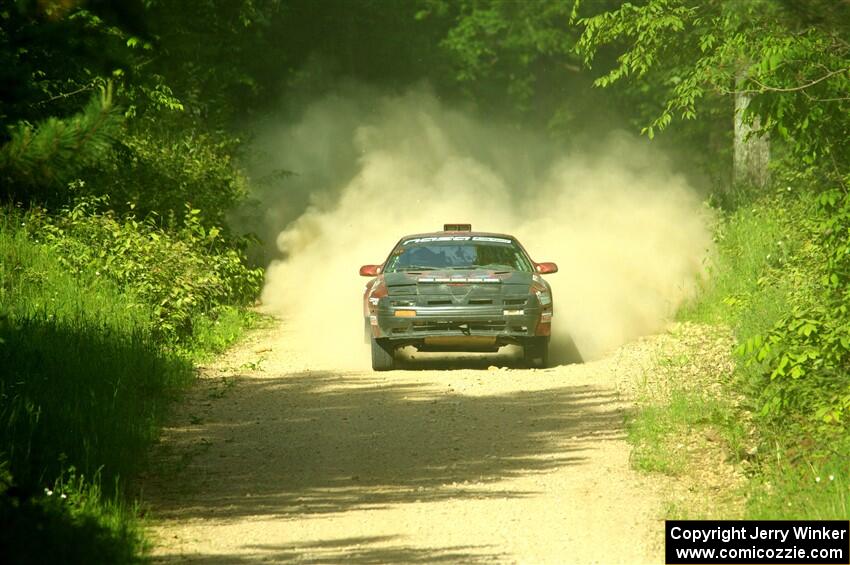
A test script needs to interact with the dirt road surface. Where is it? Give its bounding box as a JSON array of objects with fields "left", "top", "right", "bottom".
[{"left": 141, "top": 320, "right": 670, "bottom": 563}]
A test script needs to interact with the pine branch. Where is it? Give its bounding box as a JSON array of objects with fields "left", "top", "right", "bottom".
[{"left": 0, "top": 83, "right": 123, "bottom": 192}]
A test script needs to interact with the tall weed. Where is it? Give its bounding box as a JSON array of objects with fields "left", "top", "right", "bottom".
[
  {"left": 0, "top": 223, "right": 193, "bottom": 493},
  {"left": 0, "top": 212, "right": 257, "bottom": 561},
  {"left": 22, "top": 197, "right": 262, "bottom": 342},
  {"left": 681, "top": 182, "right": 850, "bottom": 517}
]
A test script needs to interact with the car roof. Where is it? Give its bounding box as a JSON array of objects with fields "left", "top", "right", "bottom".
[{"left": 399, "top": 230, "right": 517, "bottom": 241}]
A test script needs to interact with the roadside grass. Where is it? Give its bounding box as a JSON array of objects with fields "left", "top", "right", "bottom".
[
  {"left": 627, "top": 390, "right": 745, "bottom": 477},
  {"left": 697, "top": 196, "right": 850, "bottom": 519},
  {"left": 677, "top": 200, "right": 794, "bottom": 339},
  {"left": 638, "top": 193, "right": 849, "bottom": 520},
  {"left": 0, "top": 220, "right": 257, "bottom": 562},
  {"left": 745, "top": 453, "right": 850, "bottom": 520},
  {"left": 0, "top": 465, "right": 144, "bottom": 565},
  {"left": 186, "top": 305, "right": 262, "bottom": 362}
]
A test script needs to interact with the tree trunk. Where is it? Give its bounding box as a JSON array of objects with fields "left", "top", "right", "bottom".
[{"left": 734, "top": 69, "right": 770, "bottom": 188}]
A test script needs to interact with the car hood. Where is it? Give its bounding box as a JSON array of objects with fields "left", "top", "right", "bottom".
[{"left": 383, "top": 269, "right": 533, "bottom": 297}]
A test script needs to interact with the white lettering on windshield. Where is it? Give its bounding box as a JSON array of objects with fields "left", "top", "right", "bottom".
[{"left": 402, "top": 236, "right": 512, "bottom": 245}]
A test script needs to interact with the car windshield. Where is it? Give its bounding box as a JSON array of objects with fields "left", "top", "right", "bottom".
[{"left": 385, "top": 237, "right": 533, "bottom": 273}]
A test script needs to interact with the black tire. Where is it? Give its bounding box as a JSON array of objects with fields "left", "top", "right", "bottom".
[
  {"left": 371, "top": 337, "right": 396, "bottom": 371},
  {"left": 523, "top": 337, "right": 550, "bottom": 368}
]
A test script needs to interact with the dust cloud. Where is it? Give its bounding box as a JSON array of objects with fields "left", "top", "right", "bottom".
[{"left": 249, "top": 87, "right": 713, "bottom": 367}]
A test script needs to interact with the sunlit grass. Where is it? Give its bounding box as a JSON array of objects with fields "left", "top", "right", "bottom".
[
  {"left": 0, "top": 466, "right": 146, "bottom": 564},
  {"left": 626, "top": 390, "right": 742, "bottom": 476},
  {"left": 187, "top": 305, "right": 263, "bottom": 362},
  {"left": 678, "top": 200, "right": 793, "bottom": 340},
  {"left": 746, "top": 455, "right": 850, "bottom": 520},
  {"left": 672, "top": 195, "right": 848, "bottom": 519},
  {"left": 1, "top": 224, "right": 193, "bottom": 489},
  {"left": 0, "top": 214, "right": 255, "bottom": 561}
]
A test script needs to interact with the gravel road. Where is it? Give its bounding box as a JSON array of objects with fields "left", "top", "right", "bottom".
[{"left": 141, "top": 320, "right": 672, "bottom": 564}]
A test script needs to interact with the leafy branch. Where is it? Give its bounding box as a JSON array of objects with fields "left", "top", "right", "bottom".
[
  {"left": 744, "top": 67, "right": 850, "bottom": 94},
  {"left": 0, "top": 83, "right": 123, "bottom": 194}
]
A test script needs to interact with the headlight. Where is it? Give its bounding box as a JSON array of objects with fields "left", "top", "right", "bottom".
[
  {"left": 531, "top": 281, "right": 552, "bottom": 307},
  {"left": 367, "top": 279, "right": 387, "bottom": 313},
  {"left": 536, "top": 289, "right": 552, "bottom": 306}
]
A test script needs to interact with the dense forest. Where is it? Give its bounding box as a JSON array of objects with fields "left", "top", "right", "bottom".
[{"left": 1, "top": 0, "right": 849, "bottom": 561}]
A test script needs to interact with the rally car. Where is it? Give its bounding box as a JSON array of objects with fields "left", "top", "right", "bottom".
[{"left": 360, "top": 224, "right": 557, "bottom": 371}]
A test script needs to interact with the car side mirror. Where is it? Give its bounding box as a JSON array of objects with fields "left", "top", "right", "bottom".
[
  {"left": 535, "top": 262, "right": 558, "bottom": 274},
  {"left": 359, "top": 264, "right": 381, "bottom": 277}
]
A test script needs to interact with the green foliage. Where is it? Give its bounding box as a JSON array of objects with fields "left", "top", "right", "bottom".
[
  {"left": 576, "top": 0, "right": 850, "bottom": 174},
  {"left": 0, "top": 464, "right": 145, "bottom": 564},
  {"left": 422, "top": 0, "right": 621, "bottom": 134},
  {"left": 682, "top": 183, "right": 849, "bottom": 515},
  {"left": 740, "top": 182, "right": 850, "bottom": 434},
  {"left": 0, "top": 1, "right": 294, "bottom": 560},
  {"left": 101, "top": 123, "right": 249, "bottom": 225},
  {"left": 190, "top": 305, "right": 261, "bottom": 362},
  {"left": 0, "top": 211, "right": 261, "bottom": 561},
  {"left": 679, "top": 194, "right": 797, "bottom": 335},
  {"left": 429, "top": 0, "right": 581, "bottom": 116},
  {"left": 0, "top": 86, "right": 123, "bottom": 203},
  {"left": 577, "top": 0, "right": 850, "bottom": 509},
  {"left": 22, "top": 199, "right": 262, "bottom": 342},
  {"left": 0, "top": 2, "right": 139, "bottom": 125},
  {"left": 429, "top": 0, "right": 732, "bottom": 182},
  {"left": 746, "top": 456, "right": 849, "bottom": 520},
  {"left": 681, "top": 182, "right": 850, "bottom": 433},
  {"left": 627, "top": 390, "right": 742, "bottom": 476},
  {"left": 0, "top": 222, "right": 192, "bottom": 560},
  {"left": 138, "top": 0, "right": 283, "bottom": 127},
  {"left": 1, "top": 3, "right": 274, "bottom": 558},
  {"left": 1, "top": 1, "right": 260, "bottom": 228},
  {"left": 0, "top": 221, "right": 193, "bottom": 488}
]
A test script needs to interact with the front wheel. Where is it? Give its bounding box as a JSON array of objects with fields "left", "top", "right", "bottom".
[
  {"left": 370, "top": 337, "right": 396, "bottom": 371},
  {"left": 523, "top": 337, "right": 549, "bottom": 368}
]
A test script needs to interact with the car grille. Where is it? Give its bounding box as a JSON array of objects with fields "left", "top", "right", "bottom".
[
  {"left": 412, "top": 321, "right": 507, "bottom": 332},
  {"left": 390, "top": 297, "right": 526, "bottom": 307},
  {"left": 390, "top": 322, "right": 529, "bottom": 335}
]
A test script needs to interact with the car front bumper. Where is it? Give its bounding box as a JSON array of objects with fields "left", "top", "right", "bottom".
[{"left": 370, "top": 303, "right": 551, "bottom": 348}]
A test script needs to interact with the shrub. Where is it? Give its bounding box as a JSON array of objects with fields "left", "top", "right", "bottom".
[
  {"left": 739, "top": 180, "right": 850, "bottom": 442},
  {"left": 0, "top": 222, "right": 191, "bottom": 562},
  {"left": 0, "top": 223, "right": 193, "bottom": 491},
  {"left": 90, "top": 122, "right": 250, "bottom": 227},
  {"left": 22, "top": 197, "right": 263, "bottom": 342}
]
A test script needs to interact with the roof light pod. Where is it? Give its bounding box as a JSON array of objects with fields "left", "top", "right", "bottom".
[{"left": 443, "top": 223, "right": 471, "bottom": 231}]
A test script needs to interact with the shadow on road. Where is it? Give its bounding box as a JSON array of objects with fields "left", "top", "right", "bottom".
[
  {"left": 394, "top": 333, "right": 584, "bottom": 370},
  {"left": 154, "top": 535, "right": 503, "bottom": 564},
  {"left": 142, "top": 368, "right": 624, "bottom": 528}
]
